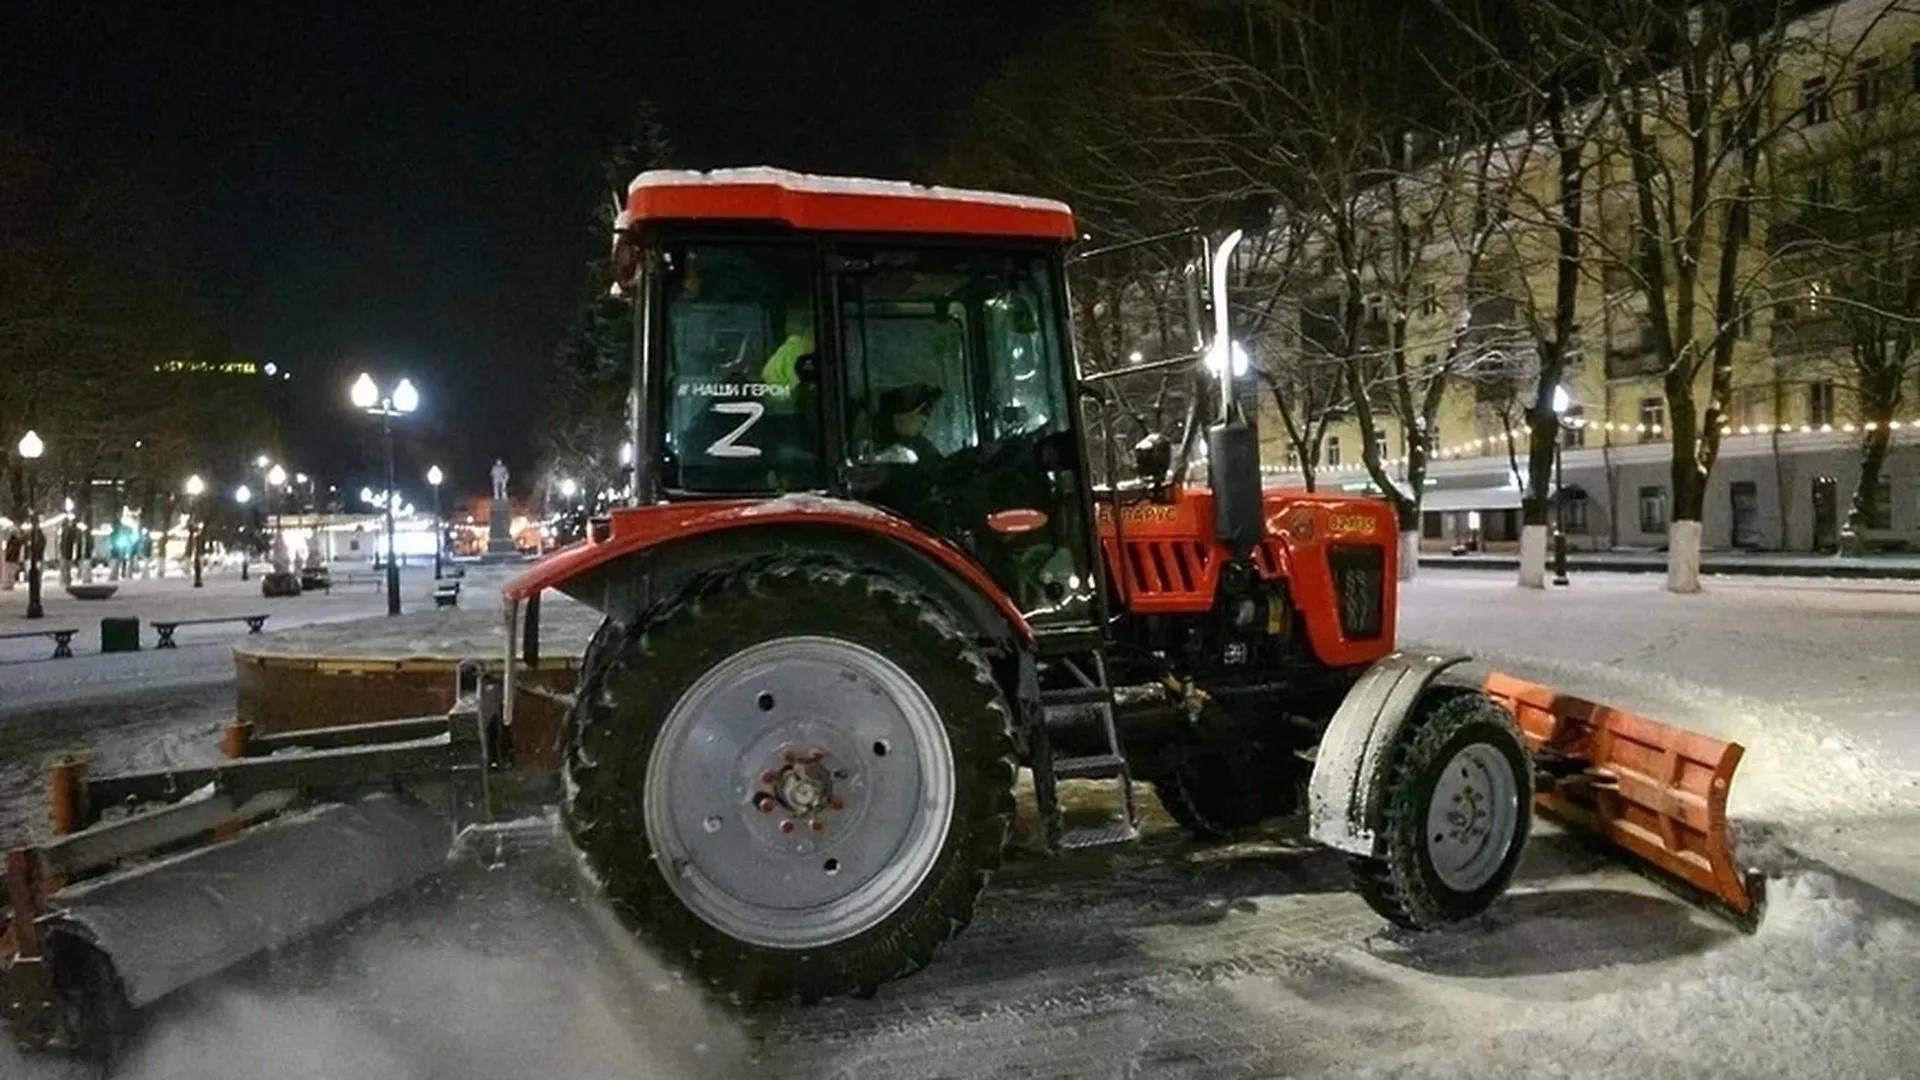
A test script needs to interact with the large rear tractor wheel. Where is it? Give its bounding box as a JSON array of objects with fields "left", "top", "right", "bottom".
[
  {"left": 564, "top": 556, "right": 1017, "bottom": 1004},
  {"left": 1348, "top": 691, "right": 1532, "bottom": 930}
]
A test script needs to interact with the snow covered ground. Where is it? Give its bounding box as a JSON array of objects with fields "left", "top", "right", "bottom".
[{"left": 2, "top": 570, "right": 1916, "bottom": 1079}]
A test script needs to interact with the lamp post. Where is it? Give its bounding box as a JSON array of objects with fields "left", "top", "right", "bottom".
[
  {"left": 235, "top": 485, "right": 253, "bottom": 581},
  {"left": 184, "top": 474, "right": 206, "bottom": 588},
  {"left": 18, "top": 430, "right": 45, "bottom": 619},
  {"left": 1551, "top": 386, "right": 1571, "bottom": 588},
  {"left": 350, "top": 373, "right": 418, "bottom": 615},
  {"left": 426, "top": 465, "right": 444, "bottom": 579},
  {"left": 265, "top": 463, "right": 287, "bottom": 571}
]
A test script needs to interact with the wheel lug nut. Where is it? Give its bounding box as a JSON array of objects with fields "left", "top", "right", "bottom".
[
  {"left": 761, "top": 770, "right": 778, "bottom": 785},
  {"left": 779, "top": 820, "right": 796, "bottom": 835},
  {"left": 828, "top": 796, "right": 844, "bottom": 811},
  {"left": 811, "top": 749, "right": 826, "bottom": 762},
  {"left": 754, "top": 794, "right": 775, "bottom": 813},
  {"left": 810, "top": 820, "right": 825, "bottom": 834}
]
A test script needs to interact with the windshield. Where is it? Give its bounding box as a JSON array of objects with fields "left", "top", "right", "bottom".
[
  {"left": 840, "top": 246, "right": 1071, "bottom": 468},
  {"left": 657, "top": 242, "right": 823, "bottom": 494}
]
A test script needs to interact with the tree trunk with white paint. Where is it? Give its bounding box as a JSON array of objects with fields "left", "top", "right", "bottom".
[
  {"left": 1666, "top": 520, "right": 1703, "bottom": 594},
  {"left": 1517, "top": 524, "right": 1549, "bottom": 588},
  {"left": 1398, "top": 529, "right": 1420, "bottom": 582}
]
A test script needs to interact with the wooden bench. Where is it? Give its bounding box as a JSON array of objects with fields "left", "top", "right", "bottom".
[
  {"left": 433, "top": 581, "right": 461, "bottom": 609},
  {"left": 152, "top": 613, "right": 269, "bottom": 649},
  {"left": 0, "top": 627, "right": 78, "bottom": 659}
]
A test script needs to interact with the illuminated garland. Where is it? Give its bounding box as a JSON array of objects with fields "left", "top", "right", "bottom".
[{"left": 1263, "top": 414, "right": 1920, "bottom": 475}]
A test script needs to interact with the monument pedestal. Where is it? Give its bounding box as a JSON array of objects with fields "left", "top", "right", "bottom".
[{"left": 484, "top": 498, "right": 518, "bottom": 560}]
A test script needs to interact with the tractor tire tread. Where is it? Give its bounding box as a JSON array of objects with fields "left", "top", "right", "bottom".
[
  {"left": 1348, "top": 690, "right": 1532, "bottom": 931},
  {"left": 562, "top": 551, "right": 1016, "bottom": 1006}
]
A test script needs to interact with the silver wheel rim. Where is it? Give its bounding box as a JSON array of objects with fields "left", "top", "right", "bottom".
[
  {"left": 642, "top": 635, "right": 956, "bottom": 950},
  {"left": 1423, "top": 742, "right": 1520, "bottom": 892}
]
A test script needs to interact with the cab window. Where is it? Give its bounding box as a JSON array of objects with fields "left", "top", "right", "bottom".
[{"left": 659, "top": 243, "right": 823, "bottom": 493}]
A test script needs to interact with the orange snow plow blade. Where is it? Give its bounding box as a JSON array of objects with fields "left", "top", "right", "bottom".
[{"left": 1483, "top": 672, "right": 1765, "bottom": 929}]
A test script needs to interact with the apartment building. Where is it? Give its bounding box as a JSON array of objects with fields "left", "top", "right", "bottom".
[{"left": 1252, "top": 0, "right": 1920, "bottom": 554}]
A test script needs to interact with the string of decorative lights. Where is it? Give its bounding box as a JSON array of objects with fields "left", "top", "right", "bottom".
[{"left": 1263, "top": 413, "right": 1920, "bottom": 475}]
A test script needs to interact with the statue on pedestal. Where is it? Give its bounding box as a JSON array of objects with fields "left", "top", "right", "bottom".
[{"left": 485, "top": 459, "right": 517, "bottom": 557}]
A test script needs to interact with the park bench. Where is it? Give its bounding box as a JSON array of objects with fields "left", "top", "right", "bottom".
[
  {"left": 0, "top": 626, "right": 78, "bottom": 659},
  {"left": 152, "top": 613, "right": 269, "bottom": 649},
  {"left": 433, "top": 580, "right": 461, "bottom": 609}
]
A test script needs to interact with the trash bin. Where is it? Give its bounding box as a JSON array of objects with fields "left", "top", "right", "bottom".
[{"left": 101, "top": 616, "right": 141, "bottom": 654}]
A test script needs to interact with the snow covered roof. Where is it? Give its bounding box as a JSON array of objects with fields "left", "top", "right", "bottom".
[{"left": 623, "top": 167, "right": 1078, "bottom": 243}]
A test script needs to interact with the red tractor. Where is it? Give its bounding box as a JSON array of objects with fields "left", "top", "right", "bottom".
[{"left": 3, "top": 169, "right": 1759, "bottom": 1053}]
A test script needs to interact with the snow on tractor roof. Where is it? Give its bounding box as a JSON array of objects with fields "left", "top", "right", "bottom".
[{"left": 622, "top": 166, "right": 1078, "bottom": 242}]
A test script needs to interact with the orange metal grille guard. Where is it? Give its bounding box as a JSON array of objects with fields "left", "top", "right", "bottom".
[{"left": 1483, "top": 672, "right": 1765, "bottom": 930}]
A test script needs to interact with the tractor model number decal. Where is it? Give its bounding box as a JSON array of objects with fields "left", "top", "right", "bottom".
[
  {"left": 1096, "top": 503, "right": 1178, "bottom": 524},
  {"left": 1328, "top": 513, "right": 1378, "bottom": 537}
]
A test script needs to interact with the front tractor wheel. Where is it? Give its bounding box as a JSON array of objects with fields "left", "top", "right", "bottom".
[
  {"left": 563, "top": 557, "right": 1017, "bottom": 1004},
  {"left": 1349, "top": 692, "right": 1532, "bottom": 930}
]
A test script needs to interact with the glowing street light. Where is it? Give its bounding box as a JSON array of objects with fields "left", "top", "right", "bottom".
[
  {"left": 184, "top": 473, "right": 206, "bottom": 587},
  {"left": 1551, "top": 386, "right": 1576, "bottom": 588},
  {"left": 348, "top": 373, "right": 421, "bottom": 615},
  {"left": 234, "top": 484, "right": 255, "bottom": 580},
  {"left": 267, "top": 463, "right": 287, "bottom": 488},
  {"left": 17, "top": 430, "right": 45, "bottom": 618},
  {"left": 426, "top": 465, "right": 445, "bottom": 579}
]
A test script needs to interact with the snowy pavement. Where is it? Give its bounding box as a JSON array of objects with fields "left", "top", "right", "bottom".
[
  {"left": 2, "top": 570, "right": 1917, "bottom": 1079},
  {"left": 0, "top": 565, "right": 514, "bottom": 713}
]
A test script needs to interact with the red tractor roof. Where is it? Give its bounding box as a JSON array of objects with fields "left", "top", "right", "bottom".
[{"left": 621, "top": 167, "right": 1078, "bottom": 243}]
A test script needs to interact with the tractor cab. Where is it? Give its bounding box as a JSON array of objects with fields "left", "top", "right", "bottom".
[{"left": 612, "top": 170, "right": 1103, "bottom": 627}]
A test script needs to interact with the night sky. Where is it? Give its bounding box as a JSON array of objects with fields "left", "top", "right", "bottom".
[{"left": 4, "top": 0, "right": 1085, "bottom": 498}]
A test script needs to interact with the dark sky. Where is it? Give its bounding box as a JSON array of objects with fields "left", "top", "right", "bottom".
[{"left": 3, "top": 0, "right": 1083, "bottom": 500}]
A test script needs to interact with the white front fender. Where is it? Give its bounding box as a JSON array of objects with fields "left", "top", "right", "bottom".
[{"left": 1306, "top": 651, "right": 1473, "bottom": 858}]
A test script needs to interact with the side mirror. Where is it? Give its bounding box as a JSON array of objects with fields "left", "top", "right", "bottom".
[{"left": 609, "top": 230, "right": 639, "bottom": 296}]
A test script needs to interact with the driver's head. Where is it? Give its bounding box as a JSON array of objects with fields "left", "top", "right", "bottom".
[{"left": 880, "top": 383, "right": 942, "bottom": 440}]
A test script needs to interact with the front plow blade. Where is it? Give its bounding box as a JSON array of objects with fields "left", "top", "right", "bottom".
[{"left": 1483, "top": 672, "right": 1765, "bottom": 929}]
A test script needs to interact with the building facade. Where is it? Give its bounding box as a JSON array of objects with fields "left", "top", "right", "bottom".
[{"left": 1249, "top": 0, "right": 1920, "bottom": 554}]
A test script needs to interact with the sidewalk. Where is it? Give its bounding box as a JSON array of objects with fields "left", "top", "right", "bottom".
[
  {"left": 0, "top": 564, "right": 514, "bottom": 713},
  {"left": 1419, "top": 549, "right": 1920, "bottom": 580}
]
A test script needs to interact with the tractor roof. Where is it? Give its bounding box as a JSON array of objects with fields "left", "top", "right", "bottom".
[{"left": 621, "top": 167, "right": 1078, "bottom": 243}]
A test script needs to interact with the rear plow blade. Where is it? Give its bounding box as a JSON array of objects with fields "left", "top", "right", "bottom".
[
  {"left": 1483, "top": 672, "right": 1766, "bottom": 930},
  {"left": 2, "top": 665, "right": 549, "bottom": 1057}
]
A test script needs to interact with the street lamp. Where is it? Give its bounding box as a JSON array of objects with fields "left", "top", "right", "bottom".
[
  {"left": 265, "top": 463, "right": 287, "bottom": 563},
  {"left": 17, "top": 430, "right": 44, "bottom": 619},
  {"left": 350, "top": 373, "right": 418, "bottom": 615},
  {"left": 426, "top": 465, "right": 444, "bottom": 579},
  {"left": 236, "top": 484, "right": 253, "bottom": 581},
  {"left": 1551, "top": 386, "right": 1572, "bottom": 588},
  {"left": 184, "top": 474, "right": 206, "bottom": 588}
]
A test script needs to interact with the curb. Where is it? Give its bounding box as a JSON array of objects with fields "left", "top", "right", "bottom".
[{"left": 1416, "top": 556, "right": 1920, "bottom": 580}]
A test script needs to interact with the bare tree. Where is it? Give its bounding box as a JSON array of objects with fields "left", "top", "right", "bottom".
[
  {"left": 1764, "top": 31, "right": 1920, "bottom": 549},
  {"left": 1432, "top": 0, "right": 1618, "bottom": 586},
  {"left": 1562, "top": 0, "right": 1905, "bottom": 591}
]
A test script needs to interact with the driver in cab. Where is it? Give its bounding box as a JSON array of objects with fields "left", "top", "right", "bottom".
[{"left": 872, "top": 383, "right": 944, "bottom": 464}]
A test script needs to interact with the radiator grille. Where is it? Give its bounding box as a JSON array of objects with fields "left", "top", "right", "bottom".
[{"left": 1327, "top": 543, "right": 1386, "bottom": 639}]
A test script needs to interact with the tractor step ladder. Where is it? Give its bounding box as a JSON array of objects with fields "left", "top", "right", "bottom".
[{"left": 1038, "top": 654, "right": 1140, "bottom": 851}]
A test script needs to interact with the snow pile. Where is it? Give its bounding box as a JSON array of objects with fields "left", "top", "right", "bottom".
[
  {"left": 1466, "top": 651, "right": 1920, "bottom": 830},
  {"left": 1287, "top": 872, "right": 1920, "bottom": 1079},
  {"left": 2, "top": 865, "right": 752, "bottom": 1080}
]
